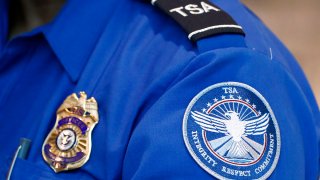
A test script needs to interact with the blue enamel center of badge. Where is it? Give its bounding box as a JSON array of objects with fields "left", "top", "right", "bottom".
[{"left": 183, "top": 82, "right": 281, "bottom": 179}]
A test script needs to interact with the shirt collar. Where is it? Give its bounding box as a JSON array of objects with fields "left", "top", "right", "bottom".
[{"left": 42, "top": 0, "right": 115, "bottom": 82}]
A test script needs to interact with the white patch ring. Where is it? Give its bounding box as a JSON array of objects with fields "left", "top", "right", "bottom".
[
  {"left": 151, "top": 0, "right": 157, "bottom": 6},
  {"left": 182, "top": 82, "right": 281, "bottom": 180}
]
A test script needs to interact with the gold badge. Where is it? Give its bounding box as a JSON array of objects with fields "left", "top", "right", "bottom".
[{"left": 42, "top": 92, "right": 99, "bottom": 172}]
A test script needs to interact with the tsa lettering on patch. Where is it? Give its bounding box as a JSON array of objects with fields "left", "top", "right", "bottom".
[{"left": 183, "top": 82, "right": 280, "bottom": 179}]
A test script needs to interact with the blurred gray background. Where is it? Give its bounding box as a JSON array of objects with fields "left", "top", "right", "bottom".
[{"left": 242, "top": 0, "right": 320, "bottom": 105}]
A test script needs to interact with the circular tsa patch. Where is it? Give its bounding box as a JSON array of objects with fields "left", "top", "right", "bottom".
[{"left": 183, "top": 82, "right": 280, "bottom": 179}]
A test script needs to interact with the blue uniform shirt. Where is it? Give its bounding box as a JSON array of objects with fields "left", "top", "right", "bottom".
[{"left": 0, "top": 0, "right": 319, "bottom": 179}]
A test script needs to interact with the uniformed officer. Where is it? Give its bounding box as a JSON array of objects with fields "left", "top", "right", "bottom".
[{"left": 0, "top": 0, "right": 319, "bottom": 179}]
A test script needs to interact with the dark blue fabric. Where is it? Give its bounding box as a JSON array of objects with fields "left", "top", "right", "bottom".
[
  {"left": 0, "top": 0, "right": 318, "bottom": 179},
  {"left": 0, "top": 0, "right": 8, "bottom": 51}
]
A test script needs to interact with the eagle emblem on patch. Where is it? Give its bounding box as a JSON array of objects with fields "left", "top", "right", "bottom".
[
  {"left": 183, "top": 82, "right": 280, "bottom": 179},
  {"left": 42, "top": 92, "right": 99, "bottom": 173}
]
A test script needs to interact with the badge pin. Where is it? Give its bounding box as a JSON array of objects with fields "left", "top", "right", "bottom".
[{"left": 42, "top": 92, "right": 99, "bottom": 173}]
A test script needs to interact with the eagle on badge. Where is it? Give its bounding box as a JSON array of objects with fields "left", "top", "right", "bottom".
[{"left": 42, "top": 92, "right": 99, "bottom": 173}]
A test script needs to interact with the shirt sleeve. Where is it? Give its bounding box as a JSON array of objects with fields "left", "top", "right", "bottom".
[{"left": 122, "top": 48, "right": 319, "bottom": 179}]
